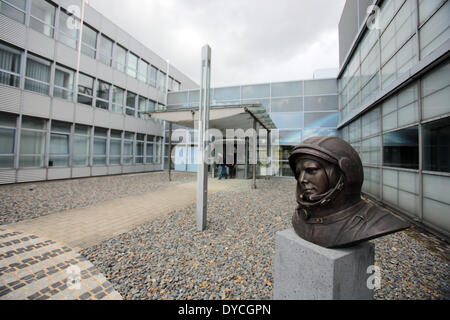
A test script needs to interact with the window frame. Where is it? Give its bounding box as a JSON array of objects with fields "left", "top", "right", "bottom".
[
  {"left": 53, "top": 64, "right": 74, "bottom": 101},
  {"left": 0, "top": 42, "right": 22, "bottom": 88},
  {"left": 24, "top": 53, "right": 51, "bottom": 95},
  {"left": 29, "top": 0, "right": 57, "bottom": 38}
]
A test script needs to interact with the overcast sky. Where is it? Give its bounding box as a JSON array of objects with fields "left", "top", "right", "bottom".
[{"left": 88, "top": 0, "right": 346, "bottom": 87}]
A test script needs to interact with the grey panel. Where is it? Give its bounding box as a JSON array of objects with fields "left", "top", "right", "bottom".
[
  {"left": 75, "top": 104, "right": 94, "bottom": 125},
  {"left": 122, "top": 165, "right": 135, "bottom": 174},
  {"left": 359, "top": 0, "right": 374, "bottom": 26},
  {"left": 0, "top": 170, "right": 16, "bottom": 185},
  {"left": 27, "top": 29, "right": 55, "bottom": 60},
  {"left": 84, "top": 5, "right": 102, "bottom": 31},
  {"left": 115, "top": 29, "right": 130, "bottom": 48},
  {"left": 97, "top": 62, "right": 114, "bottom": 84},
  {"left": 47, "top": 168, "right": 71, "bottom": 180},
  {"left": 339, "top": 0, "right": 359, "bottom": 67},
  {"left": 72, "top": 167, "right": 91, "bottom": 178},
  {"left": 55, "top": 43, "right": 78, "bottom": 69},
  {"left": 79, "top": 55, "right": 97, "bottom": 76},
  {"left": 99, "top": 16, "right": 117, "bottom": 40},
  {"left": 134, "top": 165, "right": 145, "bottom": 173},
  {"left": 127, "top": 77, "right": 139, "bottom": 94},
  {"left": 93, "top": 108, "right": 110, "bottom": 128},
  {"left": 17, "top": 169, "right": 46, "bottom": 183},
  {"left": 0, "top": 14, "right": 26, "bottom": 48},
  {"left": 112, "top": 70, "right": 127, "bottom": 89},
  {"left": 0, "top": 86, "right": 21, "bottom": 114},
  {"left": 22, "top": 92, "right": 51, "bottom": 118},
  {"left": 138, "top": 81, "right": 148, "bottom": 97},
  {"left": 109, "top": 112, "right": 124, "bottom": 130},
  {"left": 124, "top": 116, "right": 139, "bottom": 131},
  {"left": 91, "top": 166, "right": 108, "bottom": 176},
  {"left": 52, "top": 99, "right": 75, "bottom": 122},
  {"left": 108, "top": 166, "right": 122, "bottom": 175}
]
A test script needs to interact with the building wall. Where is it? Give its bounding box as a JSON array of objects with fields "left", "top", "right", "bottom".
[
  {"left": 0, "top": 0, "right": 198, "bottom": 184},
  {"left": 167, "top": 78, "right": 339, "bottom": 177},
  {"left": 338, "top": 0, "right": 450, "bottom": 236}
]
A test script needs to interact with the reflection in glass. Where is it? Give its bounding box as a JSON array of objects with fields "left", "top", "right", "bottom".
[
  {"left": 423, "top": 117, "right": 450, "bottom": 173},
  {"left": 270, "top": 113, "right": 303, "bottom": 129},
  {"left": 383, "top": 126, "right": 419, "bottom": 169},
  {"left": 304, "top": 112, "right": 338, "bottom": 129}
]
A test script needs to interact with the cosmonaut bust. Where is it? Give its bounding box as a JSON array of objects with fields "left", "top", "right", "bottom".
[{"left": 289, "top": 136, "right": 409, "bottom": 249}]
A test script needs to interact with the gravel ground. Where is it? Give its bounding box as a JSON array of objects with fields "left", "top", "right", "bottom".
[
  {"left": 0, "top": 171, "right": 195, "bottom": 226},
  {"left": 80, "top": 178, "right": 450, "bottom": 300}
]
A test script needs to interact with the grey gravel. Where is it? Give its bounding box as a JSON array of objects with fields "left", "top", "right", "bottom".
[
  {"left": 80, "top": 178, "right": 450, "bottom": 300},
  {"left": 0, "top": 171, "right": 195, "bottom": 225}
]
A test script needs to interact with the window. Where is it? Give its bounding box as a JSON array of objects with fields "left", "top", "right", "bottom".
[
  {"left": 123, "top": 132, "right": 134, "bottom": 164},
  {"left": 73, "top": 124, "right": 90, "bottom": 166},
  {"left": 136, "top": 134, "right": 144, "bottom": 164},
  {"left": 98, "top": 34, "right": 113, "bottom": 66},
  {"left": 242, "top": 84, "right": 270, "bottom": 99},
  {"left": 127, "top": 52, "right": 138, "bottom": 78},
  {"left": 96, "top": 80, "right": 110, "bottom": 110},
  {"left": 138, "top": 59, "right": 148, "bottom": 83},
  {"left": 109, "top": 130, "right": 121, "bottom": 165},
  {"left": 0, "top": 112, "right": 16, "bottom": 168},
  {"left": 148, "top": 100, "right": 156, "bottom": 113},
  {"left": 146, "top": 135, "right": 154, "bottom": 163},
  {"left": 383, "top": 126, "right": 419, "bottom": 170},
  {"left": 149, "top": 65, "right": 157, "bottom": 87},
  {"left": 81, "top": 24, "right": 97, "bottom": 59},
  {"left": 114, "top": 44, "right": 126, "bottom": 72},
  {"left": 49, "top": 121, "right": 70, "bottom": 167},
  {"left": 271, "top": 98, "right": 303, "bottom": 112},
  {"left": 419, "top": 1, "right": 450, "bottom": 59},
  {"left": 0, "top": 43, "right": 21, "bottom": 87},
  {"left": 111, "top": 86, "right": 125, "bottom": 114},
  {"left": 421, "top": 61, "right": 450, "bottom": 120},
  {"left": 383, "top": 83, "right": 419, "bottom": 131},
  {"left": 138, "top": 96, "right": 147, "bottom": 119},
  {"left": 77, "top": 73, "right": 94, "bottom": 106},
  {"left": 19, "top": 116, "right": 46, "bottom": 168},
  {"left": 126, "top": 91, "right": 136, "bottom": 117},
  {"left": 59, "top": 10, "right": 79, "bottom": 49},
  {"left": 154, "top": 136, "right": 162, "bottom": 164},
  {"left": 158, "top": 70, "right": 166, "bottom": 92},
  {"left": 53, "top": 64, "right": 74, "bottom": 101},
  {"left": 423, "top": 117, "right": 450, "bottom": 173},
  {"left": 30, "top": 0, "right": 56, "bottom": 37},
  {"left": 25, "top": 54, "right": 51, "bottom": 95},
  {"left": 0, "top": 0, "right": 26, "bottom": 23},
  {"left": 93, "top": 127, "right": 107, "bottom": 165},
  {"left": 174, "top": 80, "right": 181, "bottom": 92}
]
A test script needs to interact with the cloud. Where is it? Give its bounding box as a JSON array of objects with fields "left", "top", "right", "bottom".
[{"left": 88, "top": 0, "right": 346, "bottom": 86}]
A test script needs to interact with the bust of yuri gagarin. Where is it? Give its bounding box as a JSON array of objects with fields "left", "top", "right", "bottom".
[{"left": 289, "top": 136, "right": 409, "bottom": 249}]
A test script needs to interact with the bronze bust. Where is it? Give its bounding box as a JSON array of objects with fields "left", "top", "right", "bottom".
[{"left": 289, "top": 136, "right": 409, "bottom": 249}]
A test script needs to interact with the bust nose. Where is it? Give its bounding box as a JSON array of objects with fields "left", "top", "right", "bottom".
[{"left": 300, "top": 171, "right": 308, "bottom": 183}]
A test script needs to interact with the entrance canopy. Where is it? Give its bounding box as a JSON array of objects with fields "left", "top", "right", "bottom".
[{"left": 148, "top": 104, "right": 277, "bottom": 131}]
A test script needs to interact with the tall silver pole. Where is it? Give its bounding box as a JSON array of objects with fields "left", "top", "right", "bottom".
[
  {"left": 252, "top": 119, "right": 257, "bottom": 189},
  {"left": 74, "top": 0, "right": 88, "bottom": 104},
  {"left": 197, "top": 45, "right": 212, "bottom": 231}
]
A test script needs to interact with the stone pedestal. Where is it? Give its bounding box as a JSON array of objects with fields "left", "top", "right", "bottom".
[{"left": 274, "top": 229, "right": 375, "bottom": 300}]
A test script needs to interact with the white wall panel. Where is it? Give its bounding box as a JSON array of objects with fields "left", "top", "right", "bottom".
[
  {"left": 0, "top": 86, "right": 21, "bottom": 114},
  {"left": 27, "top": 29, "right": 55, "bottom": 60},
  {"left": 47, "top": 168, "right": 71, "bottom": 180},
  {"left": 0, "top": 14, "right": 26, "bottom": 48},
  {"left": 17, "top": 169, "right": 46, "bottom": 183},
  {"left": 74, "top": 104, "right": 94, "bottom": 125},
  {"left": 22, "top": 92, "right": 51, "bottom": 118},
  {"left": 0, "top": 170, "right": 16, "bottom": 185},
  {"left": 52, "top": 99, "right": 75, "bottom": 122}
]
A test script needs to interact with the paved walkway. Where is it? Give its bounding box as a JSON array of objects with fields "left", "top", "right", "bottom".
[
  {"left": 6, "top": 179, "right": 246, "bottom": 250},
  {"left": 0, "top": 178, "right": 246, "bottom": 300},
  {"left": 0, "top": 228, "right": 122, "bottom": 300}
]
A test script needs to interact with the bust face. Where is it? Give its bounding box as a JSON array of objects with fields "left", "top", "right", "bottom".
[{"left": 295, "top": 157, "right": 330, "bottom": 202}]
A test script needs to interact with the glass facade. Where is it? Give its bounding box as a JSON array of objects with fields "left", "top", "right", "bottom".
[
  {"left": 338, "top": 0, "right": 449, "bottom": 235},
  {"left": 168, "top": 79, "right": 339, "bottom": 177}
]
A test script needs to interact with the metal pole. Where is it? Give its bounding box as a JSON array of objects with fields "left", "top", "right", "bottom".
[
  {"left": 252, "top": 119, "right": 257, "bottom": 189},
  {"left": 197, "top": 45, "right": 212, "bottom": 231},
  {"left": 74, "top": 0, "right": 88, "bottom": 104},
  {"left": 168, "top": 122, "right": 173, "bottom": 182}
]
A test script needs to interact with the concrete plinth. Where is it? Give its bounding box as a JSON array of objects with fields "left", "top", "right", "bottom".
[{"left": 274, "top": 229, "right": 375, "bottom": 300}]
